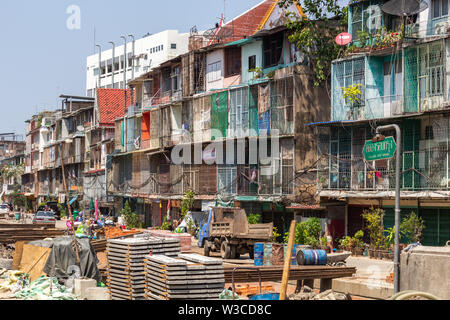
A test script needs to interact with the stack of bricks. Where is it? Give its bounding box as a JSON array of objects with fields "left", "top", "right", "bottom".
[
  {"left": 106, "top": 237, "right": 180, "bottom": 300},
  {"left": 144, "top": 253, "right": 225, "bottom": 300}
]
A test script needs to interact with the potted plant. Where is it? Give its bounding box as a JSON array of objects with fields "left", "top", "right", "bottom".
[
  {"left": 400, "top": 211, "right": 425, "bottom": 245},
  {"left": 350, "top": 230, "right": 365, "bottom": 256},
  {"left": 384, "top": 227, "right": 396, "bottom": 260},
  {"left": 342, "top": 84, "right": 363, "bottom": 120},
  {"left": 362, "top": 207, "right": 385, "bottom": 260}
]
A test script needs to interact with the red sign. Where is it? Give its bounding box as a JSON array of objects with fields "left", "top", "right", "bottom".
[{"left": 336, "top": 33, "right": 352, "bottom": 46}]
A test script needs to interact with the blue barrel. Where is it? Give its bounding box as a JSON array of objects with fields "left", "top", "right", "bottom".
[
  {"left": 297, "top": 249, "right": 327, "bottom": 266},
  {"left": 263, "top": 244, "right": 273, "bottom": 266},
  {"left": 250, "top": 293, "right": 280, "bottom": 301},
  {"left": 291, "top": 244, "right": 298, "bottom": 266},
  {"left": 284, "top": 244, "right": 299, "bottom": 266},
  {"left": 254, "top": 243, "right": 264, "bottom": 266}
]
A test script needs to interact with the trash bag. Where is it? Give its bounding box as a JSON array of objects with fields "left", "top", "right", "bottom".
[
  {"left": 219, "top": 289, "right": 240, "bottom": 300},
  {"left": 15, "top": 276, "right": 78, "bottom": 300}
]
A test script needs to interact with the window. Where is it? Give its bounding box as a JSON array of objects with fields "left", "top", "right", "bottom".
[
  {"left": 171, "top": 43, "right": 177, "bottom": 49},
  {"left": 225, "top": 47, "right": 241, "bottom": 77},
  {"left": 207, "top": 61, "right": 222, "bottom": 82},
  {"left": 425, "top": 126, "right": 434, "bottom": 140},
  {"left": 229, "top": 88, "right": 249, "bottom": 138},
  {"left": 433, "top": 0, "right": 449, "bottom": 18},
  {"left": 263, "top": 32, "right": 284, "bottom": 68},
  {"left": 248, "top": 55, "right": 256, "bottom": 70}
]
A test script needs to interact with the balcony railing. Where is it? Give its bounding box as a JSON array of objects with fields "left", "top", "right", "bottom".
[
  {"left": 365, "top": 95, "right": 404, "bottom": 119},
  {"left": 318, "top": 148, "right": 450, "bottom": 192},
  {"left": 406, "top": 16, "right": 449, "bottom": 39}
]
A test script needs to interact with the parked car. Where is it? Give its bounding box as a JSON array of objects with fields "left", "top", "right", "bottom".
[
  {"left": 0, "top": 204, "right": 10, "bottom": 218},
  {"left": 37, "top": 202, "right": 61, "bottom": 220},
  {"left": 33, "top": 211, "right": 56, "bottom": 224}
]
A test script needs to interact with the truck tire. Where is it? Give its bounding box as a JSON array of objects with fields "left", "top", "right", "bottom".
[
  {"left": 230, "top": 245, "right": 237, "bottom": 259},
  {"left": 220, "top": 241, "right": 231, "bottom": 260},
  {"left": 204, "top": 241, "right": 211, "bottom": 257}
]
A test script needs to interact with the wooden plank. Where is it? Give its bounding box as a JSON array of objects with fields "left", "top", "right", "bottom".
[
  {"left": 12, "top": 241, "right": 26, "bottom": 270},
  {"left": 280, "top": 220, "right": 297, "bottom": 301},
  {"left": 18, "top": 244, "right": 52, "bottom": 282}
]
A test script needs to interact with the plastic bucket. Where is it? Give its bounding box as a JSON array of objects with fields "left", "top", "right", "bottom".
[
  {"left": 263, "top": 244, "right": 273, "bottom": 266},
  {"left": 297, "top": 249, "right": 327, "bottom": 266},
  {"left": 254, "top": 243, "right": 264, "bottom": 266},
  {"left": 15, "top": 213, "right": 20, "bottom": 221}
]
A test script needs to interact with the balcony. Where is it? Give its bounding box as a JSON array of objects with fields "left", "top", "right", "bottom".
[
  {"left": 365, "top": 95, "right": 404, "bottom": 119},
  {"left": 406, "top": 16, "right": 450, "bottom": 39}
]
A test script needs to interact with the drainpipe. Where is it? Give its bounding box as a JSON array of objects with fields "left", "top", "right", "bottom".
[{"left": 109, "top": 41, "right": 115, "bottom": 88}]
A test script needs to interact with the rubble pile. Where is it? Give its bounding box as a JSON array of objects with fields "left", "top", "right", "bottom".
[
  {"left": 0, "top": 244, "right": 14, "bottom": 259},
  {"left": 289, "top": 286, "right": 351, "bottom": 301}
]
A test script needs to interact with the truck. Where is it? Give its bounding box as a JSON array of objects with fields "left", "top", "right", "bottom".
[{"left": 198, "top": 207, "right": 273, "bottom": 260}]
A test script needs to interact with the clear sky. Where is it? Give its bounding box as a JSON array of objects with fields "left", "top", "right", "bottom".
[{"left": 0, "top": 0, "right": 263, "bottom": 137}]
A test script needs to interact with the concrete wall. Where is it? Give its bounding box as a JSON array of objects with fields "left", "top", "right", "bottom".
[
  {"left": 400, "top": 246, "right": 450, "bottom": 299},
  {"left": 241, "top": 40, "right": 263, "bottom": 84}
]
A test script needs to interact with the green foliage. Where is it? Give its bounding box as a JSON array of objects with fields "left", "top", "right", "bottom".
[
  {"left": 283, "top": 232, "right": 290, "bottom": 244},
  {"left": 340, "top": 230, "right": 365, "bottom": 249},
  {"left": 249, "top": 67, "right": 264, "bottom": 79},
  {"left": 356, "top": 30, "right": 370, "bottom": 47},
  {"left": 0, "top": 163, "right": 25, "bottom": 182},
  {"left": 342, "top": 84, "right": 362, "bottom": 106},
  {"left": 279, "top": 0, "right": 347, "bottom": 86},
  {"left": 362, "top": 207, "right": 385, "bottom": 249},
  {"left": 10, "top": 184, "right": 26, "bottom": 209},
  {"left": 157, "top": 217, "right": 172, "bottom": 231},
  {"left": 181, "top": 190, "right": 195, "bottom": 220},
  {"left": 320, "top": 236, "right": 328, "bottom": 247},
  {"left": 247, "top": 213, "right": 262, "bottom": 225},
  {"left": 121, "top": 201, "right": 143, "bottom": 229},
  {"left": 400, "top": 211, "right": 425, "bottom": 244},
  {"left": 272, "top": 227, "right": 282, "bottom": 243},
  {"left": 295, "top": 218, "right": 323, "bottom": 247}
]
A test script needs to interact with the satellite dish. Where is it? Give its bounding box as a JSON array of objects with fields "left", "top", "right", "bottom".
[{"left": 381, "top": 0, "right": 428, "bottom": 17}]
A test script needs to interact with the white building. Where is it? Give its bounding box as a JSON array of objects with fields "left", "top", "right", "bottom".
[{"left": 86, "top": 30, "right": 189, "bottom": 97}]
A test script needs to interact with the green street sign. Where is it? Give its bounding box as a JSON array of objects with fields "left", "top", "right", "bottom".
[{"left": 363, "top": 136, "right": 397, "bottom": 161}]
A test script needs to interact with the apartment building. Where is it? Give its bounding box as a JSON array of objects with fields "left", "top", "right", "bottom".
[
  {"left": 105, "top": 1, "right": 329, "bottom": 236},
  {"left": 86, "top": 30, "right": 189, "bottom": 97},
  {"left": 311, "top": 0, "right": 450, "bottom": 246}
]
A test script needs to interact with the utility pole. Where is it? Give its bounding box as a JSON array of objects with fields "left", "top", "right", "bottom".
[
  {"left": 95, "top": 44, "right": 102, "bottom": 90},
  {"left": 109, "top": 41, "right": 116, "bottom": 88},
  {"left": 60, "top": 140, "right": 81, "bottom": 265},
  {"left": 120, "top": 36, "right": 127, "bottom": 89},
  {"left": 375, "top": 124, "right": 402, "bottom": 294}
]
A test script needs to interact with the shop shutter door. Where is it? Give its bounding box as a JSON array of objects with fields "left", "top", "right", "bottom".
[
  {"left": 438, "top": 209, "right": 450, "bottom": 246},
  {"left": 420, "top": 209, "right": 439, "bottom": 246}
]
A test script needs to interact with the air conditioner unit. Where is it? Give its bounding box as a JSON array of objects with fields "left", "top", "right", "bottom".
[{"left": 392, "top": 100, "right": 403, "bottom": 115}]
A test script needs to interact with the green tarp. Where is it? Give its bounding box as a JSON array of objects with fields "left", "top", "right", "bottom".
[{"left": 211, "top": 91, "right": 229, "bottom": 140}]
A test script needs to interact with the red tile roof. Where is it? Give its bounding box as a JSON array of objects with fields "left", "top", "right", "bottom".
[
  {"left": 97, "top": 88, "right": 133, "bottom": 126},
  {"left": 216, "top": 0, "right": 276, "bottom": 43}
]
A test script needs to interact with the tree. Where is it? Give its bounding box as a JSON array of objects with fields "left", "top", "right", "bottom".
[
  {"left": 121, "top": 201, "right": 143, "bottom": 229},
  {"left": 180, "top": 190, "right": 195, "bottom": 220},
  {"left": 278, "top": 0, "right": 348, "bottom": 86},
  {"left": 400, "top": 211, "right": 425, "bottom": 244}
]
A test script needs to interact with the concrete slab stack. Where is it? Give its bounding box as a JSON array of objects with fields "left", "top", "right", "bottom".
[
  {"left": 106, "top": 237, "right": 181, "bottom": 300},
  {"left": 144, "top": 253, "right": 225, "bottom": 300}
]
